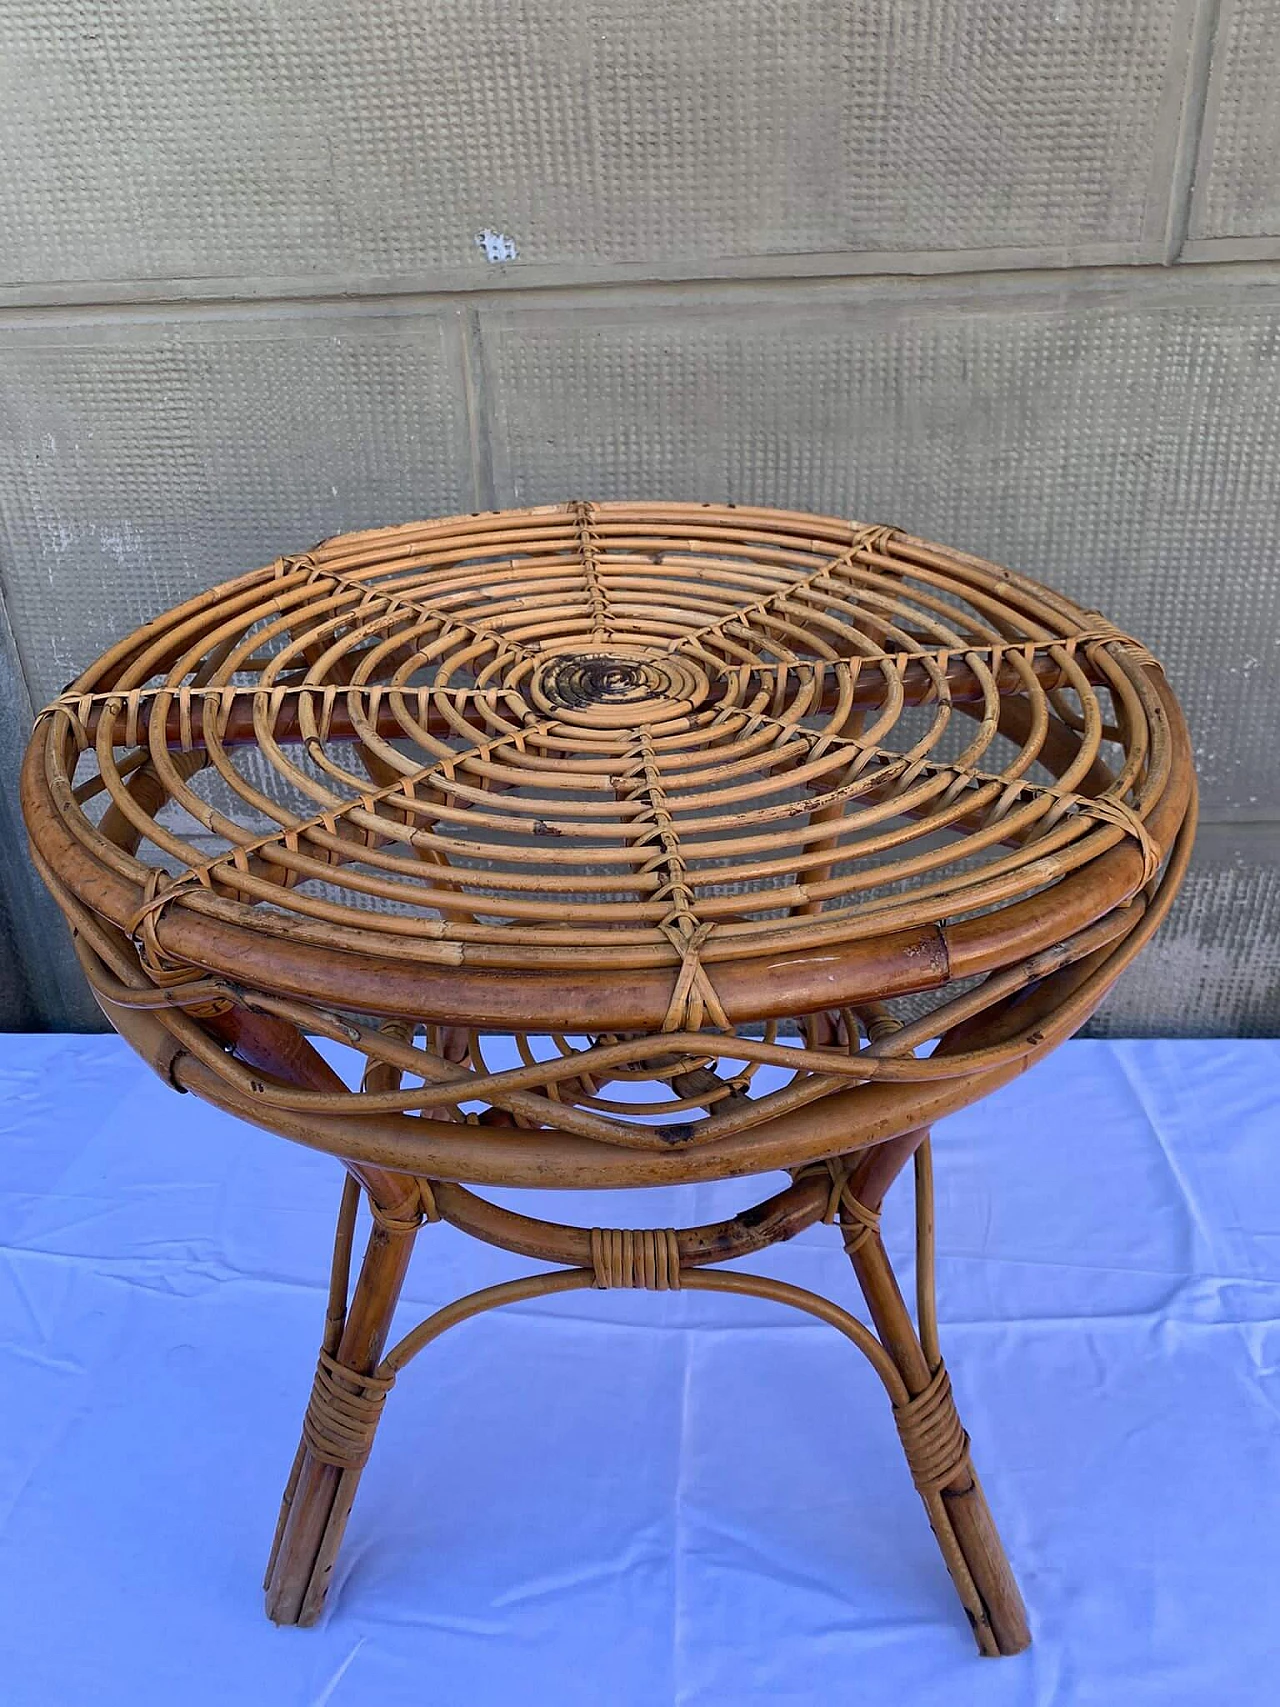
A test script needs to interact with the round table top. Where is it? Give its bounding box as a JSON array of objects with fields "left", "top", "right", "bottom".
[{"left": 25, "top": 501, "right": 1194, "bottom": 1042}]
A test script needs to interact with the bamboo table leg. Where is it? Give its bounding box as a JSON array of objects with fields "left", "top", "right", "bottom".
[
  {"left": 835, "top": 1131, "right": 1030, "bottom": 1656},
  {"left": 261, "top": 1130, "right": 1031, "bottom": 1645},
  {"left": 210, "top": 1014, "right": 427, "bottom": 1626},
  {"left": 264, "top": 1176, "right": 423, "bottom": 1626}
]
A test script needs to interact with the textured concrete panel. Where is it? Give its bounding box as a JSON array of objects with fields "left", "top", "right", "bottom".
[
  {"left": 1, "top": 0, "right": 1191, "bottom": 292},
  {"left": 1188, "top": 0, "right": 1280, "bottom": 242},
  {"left": 0, "top": 895, "right": 31, "bottom": 1029},
  {"left": 1087, "top": 825, "right": 1280, "bottom": 1037},
  {"left": 0, "top": 313, "right": 476, "bottom": 705},
  {"left": 0, "top": 587, "right": 98, "bottom": 1029},
  {"left": 0, "top": 0, "right": 1275, "bottom": 1039},
  {"left": 485, "top": 278, "right": 1280, "bottom": 817}
]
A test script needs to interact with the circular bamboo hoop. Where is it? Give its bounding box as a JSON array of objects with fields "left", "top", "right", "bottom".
[{"left": 22, "top": 500, "right": 1195, "bottom": 1185}]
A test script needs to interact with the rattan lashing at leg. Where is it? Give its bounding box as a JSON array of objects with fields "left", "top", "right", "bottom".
[
  {"left": 365, "top": 1199, "right": 428, "bottom": 1238},
  {"left": 893, "top": 1361, "right": 972, "bottom": 1495},
  {"left": 800, "top": 1156, "right": 883, "bottom": 1253},
  {"left": 300, "top": 1349, "right": 397, "bottom": 1472}
]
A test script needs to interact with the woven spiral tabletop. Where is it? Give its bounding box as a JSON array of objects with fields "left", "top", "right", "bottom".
[{"left": 22, "top": 501, "right": 1196, "bottom": 1188}]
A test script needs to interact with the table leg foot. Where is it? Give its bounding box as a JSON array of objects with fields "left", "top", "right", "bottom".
[{"left": 932, "top": 1470, "right": 1031, "bottom": 1655}]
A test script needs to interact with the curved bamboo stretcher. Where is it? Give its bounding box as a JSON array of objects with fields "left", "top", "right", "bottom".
[{"left": 22, "top": 501, "right": 1196, "bottom": 1652}]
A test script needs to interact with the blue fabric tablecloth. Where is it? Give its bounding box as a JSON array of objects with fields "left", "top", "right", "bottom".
[{"left": 0, "top": 1036, "right": 1276, "bottom": 1705}]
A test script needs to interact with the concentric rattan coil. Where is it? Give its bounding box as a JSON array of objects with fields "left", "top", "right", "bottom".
[{"left": 22, "top": 501, "right": 1195, "bottom": 1185}]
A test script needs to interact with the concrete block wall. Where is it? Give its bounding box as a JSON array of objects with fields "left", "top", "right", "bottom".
[{"left": 1, "top": 1, "right": 1275, "bottom": 1032}]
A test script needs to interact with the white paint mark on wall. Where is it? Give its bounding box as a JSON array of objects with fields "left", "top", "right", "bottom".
[
  {"left": 35, "top": 518, "right": 144, "bottom": 565},
  {"left": 97, "top": 521, "right": 145, "bottom": 566},
  {"left": 475, "top": 228, "right": 518, "bottom": 262},
  {"left": 38, "top": 520, "right": 77, "bottom": 557}
]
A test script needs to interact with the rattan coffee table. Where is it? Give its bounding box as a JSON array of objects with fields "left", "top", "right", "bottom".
[{"left": 22, "top": 501, "right": 1195, "bottom": 1652}]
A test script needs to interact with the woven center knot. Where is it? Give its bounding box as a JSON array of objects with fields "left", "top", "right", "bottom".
[
  {"left": 546, "top": 655, "right": 647, "bottom": 706},
  {"left": 527, "top": 652, "right": 709, "bottom": 728}
]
